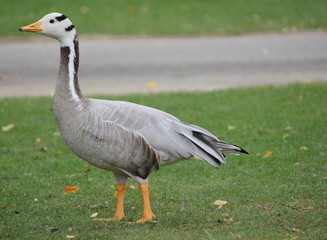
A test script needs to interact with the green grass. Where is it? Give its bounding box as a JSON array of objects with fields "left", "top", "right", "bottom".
[
  {"left": 0, "top": 82, "right": 326, "bottom": 239},
  {"left": 1, "top": 0, "right": 327, "bottom": 36}
]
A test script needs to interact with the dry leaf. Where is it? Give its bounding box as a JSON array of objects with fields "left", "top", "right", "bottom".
[
  {"left": 289, "top": 236, "right": 299, "bottom": 240},
  {"left": 67, "top": 226, "right": 73, "bottom": 232},
  {"left": 90, "top": 212, "right": 98, "bottom": 218},
  {"left": 145, "top": 81, "right": 158, "bottom": 88},
  {"left": 65, "top": 235, "right": 76, "bottom": 239},
  {"left": 130, "top": 206, "right": 137, "bottom": 211},
  {"left": 320, "top": 177, "right": 327, "bottom": 180},
  {"left": 264, "top": 151, "right": 273, "bottom": 157},
  {"left": 221, "top": 213, "right": 229, "bottom": 217},
  {"left": 300, "top": 146, "right": 308, "bottom": 151},
  {"left": 34, "top": 198, "right": 38, "bottom": 202},
  {"left": 224, "top": 217, "right": 234, "bottom": 223},
  {"left": 227, "top": 125, "right": 236, "bottom": 131},
  {"left": 214, "top": 200, "right": 228, "bottom": 209},
  {"left": 64, "top": 186, "right": 80, "bottom": 194},
  {"left": 129, "top": 185, "right": 136, "bottom": 190},
  {"left": 1, "top": 75, "right": 9, "bottom": 81},
  {"left": 2, "top": 124, "right": 15, "bottom": 132}
]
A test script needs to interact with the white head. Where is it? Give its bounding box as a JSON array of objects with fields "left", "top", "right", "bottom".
[{"left": 19, "top": 12, "right": 76, "bottom": 46}]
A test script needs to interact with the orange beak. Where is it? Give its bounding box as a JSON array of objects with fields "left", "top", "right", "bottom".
[{"left": 19, "top": 21, "right": 42, "bottom": 32}]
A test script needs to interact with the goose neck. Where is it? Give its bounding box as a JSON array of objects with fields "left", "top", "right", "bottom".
[{"left": 55, "top": 35, "right": 83, "bottom": 102}]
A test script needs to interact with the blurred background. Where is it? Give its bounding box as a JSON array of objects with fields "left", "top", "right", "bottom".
[{"left": 0, "top": 0, "right": 327, "bottom": 97}]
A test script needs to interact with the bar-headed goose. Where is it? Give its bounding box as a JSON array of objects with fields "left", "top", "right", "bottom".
[{"left": 19, "top": 13, "right": 248, "bottom": 223}]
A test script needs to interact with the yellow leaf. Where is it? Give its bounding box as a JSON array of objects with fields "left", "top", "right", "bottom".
[
  {"left": 224, "top": 217, "right": 234, "bottom": 223},
  {"left": 63, "top": 186, "right": 80, "bottom": 194},
  {"left": 145, "top": 81, "right": 158, "bottom": 88},
  {"left": 227, "top": 125, "right": 236, "bottom": 131},
  {"left": 288, "top": 236, "right": 299, "bottom": 240},
  {"left": 221, "top": 213, "right": 229, "bottom": 217},
  {"left": 90, "top": 212, "right": 98, "bottom": 218},
  {"left": 214, "top": 200, "right": 228, "bottom": 209},
  {"left": 300, "top": 146, "right": 308, "bottom": 151},
  {"left": 65, "top": 235, "right": 76, "bottom": 239},
  {"left": 264, "top": 151, "right": 273, "bottom": 157},
  {"left": 2, "top": 123, "right": 15, "bottom": 132}
]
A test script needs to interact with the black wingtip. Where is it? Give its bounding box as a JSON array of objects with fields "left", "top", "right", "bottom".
[{"left": 239, "top": 148, "right": 249, "bottom": 155}]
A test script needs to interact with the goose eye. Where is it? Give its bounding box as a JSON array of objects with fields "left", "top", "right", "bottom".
[{"left": 49, "top": 19, "right": 55, "bottom": 24}]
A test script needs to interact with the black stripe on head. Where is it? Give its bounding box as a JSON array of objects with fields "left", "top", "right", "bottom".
[
  {"left": 55, "top": 14, "right": 68, "bottom": 22},
  {"left": 65, "top": 24, "right": 75, "bottom": 31}
]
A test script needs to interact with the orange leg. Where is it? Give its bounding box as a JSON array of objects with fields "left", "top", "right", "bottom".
[
  {"left": 136, "top": 182, "right": 156, "bottom": 223},
  {"left": 94, "top": 183, "right": 126, "bottom": 221}
]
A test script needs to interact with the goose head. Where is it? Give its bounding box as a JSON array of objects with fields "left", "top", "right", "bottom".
[{"left": 19, "top": 12, "right": 76, "bottom": 46}]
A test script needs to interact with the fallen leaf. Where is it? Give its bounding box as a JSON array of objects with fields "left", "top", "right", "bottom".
[
  {"left": 283, "top": 126, "right": 292, "bottom": 132},
  {"left": 291, "top": 236, "right": 299, "bottom": 240},
  {"left": 67, "top": 226, "right": 73, "bottom": 232},
  {"left": 300, "top": 146, "right": 308, "bottom": 151},
  {"left": 227, "top": 125, "right": 236, "bottom": 131},
  {"left": 129, "top": 185, "right": 136, "bottom": 190},
  {"left": 112, "top": 191, "right": 118, "bottom": 197},
  {"left": 90, "top": 212, "right": 98, "bottom": 218},
  {"left": 2, "top": 123, "right": 15, "bottom": 132},
  {"left": 65, "top": 235, "right": 76, "bottom": 239},
  {"left": 221, "top": 213, "right": 229, "bottom": 217},
  {"left": 5, "top": 204, "right": 13, "bottom": 207},
  {"left": 1, "top": 75, "right": 9, "bottom": 81},
  {"left": 64, "top": 186, "right": 80, "bottom": 194},
  {"left": 145, "top": 81, "right": 158, "bottom": 88},
  {"left": 130, "top": 206, "right": 137, "bottom": 211},
  {"left": 53, "top": 131, "right": 61, "bottom": 136},
  {"left": 214, "top": 200, "right": 228, "bottom": 209},
  {"left": 34, "top": 198, "right": 38, "bottom": 202},
  {"left": 320, "top": 177, "right": 327, "bottom": 180},
  {"left": 224, "top": 217, "right": 234, "bottom": 223},
  {"left": 264, "top": 151, "right": 273, "bottom": 157}
]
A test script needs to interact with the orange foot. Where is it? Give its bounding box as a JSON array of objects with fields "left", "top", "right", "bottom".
[{"left": 136, "top": 213, "right": 156, "bottom": 223}]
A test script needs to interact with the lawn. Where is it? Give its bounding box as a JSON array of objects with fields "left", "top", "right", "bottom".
[
  {"left": 0, "top": 82, "right": 326, "bottom": 239},
  {"left": 0, "top": 0, "right": 326, "bottom": 36}
]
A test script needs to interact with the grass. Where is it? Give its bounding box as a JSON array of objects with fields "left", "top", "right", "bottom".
[
  {"left": 0, "top": 82, "right": 326, "bottom": 239},
  {"left": 0, "top": 0, "right": 327, "bottom": 36}
]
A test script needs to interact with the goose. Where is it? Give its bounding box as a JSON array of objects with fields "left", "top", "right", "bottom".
[{"left": 19, "top": 13, "right": 248, "bottom": 223}]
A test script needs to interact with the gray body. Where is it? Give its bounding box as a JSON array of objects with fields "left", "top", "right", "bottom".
[{"left": 21, "top": 13, "right": 248, "bottom": 184}]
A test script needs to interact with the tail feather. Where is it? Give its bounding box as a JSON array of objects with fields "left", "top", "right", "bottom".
[{"left": 190, "top": 129, "right": 248, "bottom": 168}]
